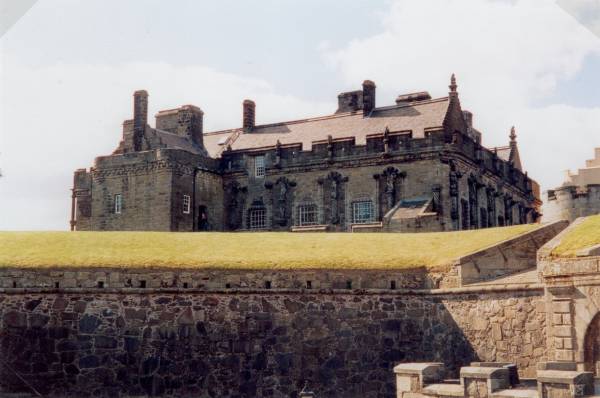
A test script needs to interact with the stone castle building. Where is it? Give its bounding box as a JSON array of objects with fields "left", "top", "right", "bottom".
[
  {"left": 544, "top": 147, "right": 600, "bottom": 223},
  {"left": 71, "top": 76, "right": 541, "bottom": 232}
]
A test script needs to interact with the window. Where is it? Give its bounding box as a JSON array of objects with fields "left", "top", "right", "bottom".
[
  {"left": 306, "top": 280, "right": 312, "bottom": 289},
  {"left": 298, "top": 204, "right": 318, "bottom": 226},
  {"left": 264, "top": 280, "right": 272, "bottom": 289},
  {"left": 114, "top": 194, "right": 122, "bottom": 214},
  {"left": 249, "top": 208, "right": 266, "bottom": 230},
  {"left": 346, "top": 280, "right": 353, "bottom": 289},
  {"left": 183, "top": 195, "right": 191, "bottom": 214},
  {"left": 390, "top": 280, "right": 396, "bottom": 290},
  {"left": 254, "top": 155, "right": 265, "bottom": 178},
  {"left": 352, "top": 200, "right": 373, "bottom": 224}
]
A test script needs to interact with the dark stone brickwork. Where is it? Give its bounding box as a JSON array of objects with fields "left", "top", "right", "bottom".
[{"left": 0, "top": 290, "right": 546, "bottom": 397}]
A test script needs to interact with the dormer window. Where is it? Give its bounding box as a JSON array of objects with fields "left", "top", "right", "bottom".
[{"left": 254, "top": 155, "right": 265, "bottom": 178}]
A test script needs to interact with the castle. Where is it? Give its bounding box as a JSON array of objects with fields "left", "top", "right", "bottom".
[
  {"left": 70, "top": 76, "right": 541, "bottom": 232},
  {"left": 544, "top": 147, "right": 600, "bottom": 223}
]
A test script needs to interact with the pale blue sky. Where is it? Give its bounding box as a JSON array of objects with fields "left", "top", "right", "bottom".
[{"left": 1, "top": 0, "right": 599, "bottom": 230}]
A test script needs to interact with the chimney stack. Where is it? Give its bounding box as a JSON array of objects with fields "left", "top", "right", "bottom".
[
  {"left": 463, "top": 110, "right": 473, "bottom": 129},
  {"left": 180, "top": 105, "right": 204, "bottom": 148},
  {"left": 362, "top": 80, "right": 376, "bottom": 116},
  {"left": 243, "top": 99, "right": 256, "bottom": 131},
  {"left": 133, "top": 90, "right": 148, "bottom": 151}
]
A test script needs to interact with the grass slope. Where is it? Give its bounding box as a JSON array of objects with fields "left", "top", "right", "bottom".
[
  {"left": 0, "top": 224, "right": 538, "bottom": 270},
  {"left": 552, "top": 214, "right": 600, "bottom": 257}
]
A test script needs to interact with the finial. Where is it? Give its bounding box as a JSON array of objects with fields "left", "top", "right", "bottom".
[
  {"left": 449, "top": 73, "right": 457, "bottom": 93},
  {"left": 510, "top": 126, "right": 517, "bottom": 142}
]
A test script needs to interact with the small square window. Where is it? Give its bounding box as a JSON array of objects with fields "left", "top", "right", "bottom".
[
  {"left": 346, "top": 280, "right": 352, "bottom": 290},
  {"left": 139, "top": 280, "right": 146, "bottom": 288},
  {"left": 114, "top": 194, "right": 122, "bottom": 214},
  {"left": 264, "top": 280, "right": 272, "bottom": 289},
  {"left": 183, "top": 195, "right": 191, "bottom": 214},
  {"left": 97, "top": 281, "right": 104, "bottom": 288},
  {"left": 254, "top": 155, "right": 265, "bottom": 178}
]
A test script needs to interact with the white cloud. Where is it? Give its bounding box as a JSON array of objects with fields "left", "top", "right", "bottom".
[
  {"left": 324, "top": 0, "right": 600, "bottom": 194},
  {"left": 0, "top": 60, "right": 332, "bottom": 230},
  {"left": 557, "top": 0, "right": 600, "bottom": 36}
]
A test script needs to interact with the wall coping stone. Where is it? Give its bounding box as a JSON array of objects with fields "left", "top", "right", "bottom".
[
  {"left": 0, "top": 284, "right": 544, "bottom": 296},
  {"left": 460, "top": 366, "right": 508, "bottom": 379},
  {"left": 536, "top": 370, "right": 592, "bottom": 384},
  {"left": 458, "top": 220, "right": 568, "bottom": 264},
  {"left": 394, "top": 362, "right": 445, "bottom": 375}
]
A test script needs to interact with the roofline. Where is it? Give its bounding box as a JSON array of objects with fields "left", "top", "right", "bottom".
[{"left": 202, "top": 96, "right": 450, "bottom": 137}]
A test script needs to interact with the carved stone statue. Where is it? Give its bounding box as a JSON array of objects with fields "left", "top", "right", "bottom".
[
  {"left": 385, "top": 173, "right": 396, "bottom": 210},
  {"left": 330, "top": 179, "right": 339, "bottom": 224}
]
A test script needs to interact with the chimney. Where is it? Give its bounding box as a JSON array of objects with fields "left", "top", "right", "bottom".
[
  {"left": 336, "top": 90, "right": 363, "bottom": 113},
  {"left": 133, "top": 90, "right": 148, "bottom": 151},
  {"left": 243, "top": 99, "right": 255, "bottom": 131},
  {"left": 362, "top": 80, "right": 376, "bottom": 116},
  {"left": 463, "top": 110, "right": 473, "bottom": 129},
  {"left": 179, "top": 105, "right": 204, "bottom": 148}
]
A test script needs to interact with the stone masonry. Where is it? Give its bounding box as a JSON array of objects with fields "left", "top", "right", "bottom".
[{"left": 0, "top": 288, "right": 546, "bottom": 398}]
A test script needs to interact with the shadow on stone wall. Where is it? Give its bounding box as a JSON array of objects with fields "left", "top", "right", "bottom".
[{"left": 0, "top": 290, "right": 542, "bottom": 398}]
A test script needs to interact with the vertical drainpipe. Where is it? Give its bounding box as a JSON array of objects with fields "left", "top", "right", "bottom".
[
  {"left": 192, "top": 167, "right": 200, "bottom": 232},
  {"left": 70, "top": 188, "right": 76, "bottom": 231},
  {"left": 70, "top": 172, "right": 77, "bottom": 231}
]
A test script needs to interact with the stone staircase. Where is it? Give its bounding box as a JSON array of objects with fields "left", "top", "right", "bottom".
[{"left": 394, "top": 361, "right": 596, "bottom": 398}]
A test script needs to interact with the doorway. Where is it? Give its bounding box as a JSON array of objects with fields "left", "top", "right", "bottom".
[{"left": 198, "top": 205, "right": 209, "bottom": 231}]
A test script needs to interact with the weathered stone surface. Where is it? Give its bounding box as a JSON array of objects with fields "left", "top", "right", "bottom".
[{"left": 0, "top": 290, "right": 546, "bottom": 397}]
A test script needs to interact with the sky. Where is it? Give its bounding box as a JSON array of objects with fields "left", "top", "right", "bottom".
[{"left": 0, "top": 0, "right": 599, "bottom": 230}]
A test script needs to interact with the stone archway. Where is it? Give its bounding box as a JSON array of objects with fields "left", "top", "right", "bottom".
[{"left": 584, "top": 311, "right": 600, "bottom": 375}]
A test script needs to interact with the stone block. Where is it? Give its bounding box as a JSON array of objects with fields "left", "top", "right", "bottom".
[
  {"left": 553, "top": 301, "right": 571, "bottom": 314},
  {"left": 553, "top": 325, "right": 573, "bottom": 338},
  {"left": 555, "top": 350, "right": 575, "bottom": 361}
]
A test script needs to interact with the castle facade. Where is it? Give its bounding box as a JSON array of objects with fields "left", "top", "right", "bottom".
[{"left": 71, "top": 76, "right": 540, "bottom": 232}]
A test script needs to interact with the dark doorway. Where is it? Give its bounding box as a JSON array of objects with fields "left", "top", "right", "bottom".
[
  {"left": 585, "top": 312, "right": 600, "bottom": 375},
  {"left": 198, "top": 205, "right": 209, "bottom": 231}
]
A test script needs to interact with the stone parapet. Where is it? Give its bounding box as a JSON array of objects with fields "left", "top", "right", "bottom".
[
  {"left": 536, "top": 370, "right": 593, "bottom": 398},
  {"left": 460, "top": 366, "right": 510, "bottom": 397},
  {"left": 394, "top": 362, "right": 446, "bottom": 396},
  {"left": 452, "top": 220, "right": 568, "bottom": 286}
]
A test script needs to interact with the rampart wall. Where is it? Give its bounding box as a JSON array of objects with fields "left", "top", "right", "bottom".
[{"left": 0, "top": 287, "right": 546, "bottom": 398}]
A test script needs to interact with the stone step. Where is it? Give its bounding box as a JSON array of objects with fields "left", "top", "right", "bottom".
[{"left": 492, "top": 388, "right": 539, "bottom": 398}]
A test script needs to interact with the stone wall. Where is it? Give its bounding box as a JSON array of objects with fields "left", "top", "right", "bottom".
[
  {"left": 543, "top": 185, "right": 600, "bottom": 223},
  {"left": 0, "top": 268, "right": 449, "bottom": 290},
  {"left": 0, "top": 288, "right": 546, "bottom": 397},
  {"left": 73, "top": 149, "right": 220, "bottom": 232},
  {"left": 452, "top": 220, "right": 568, "bottom": 286}
]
